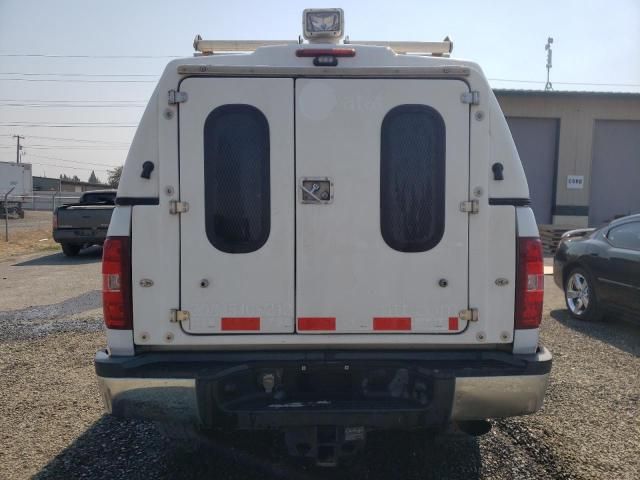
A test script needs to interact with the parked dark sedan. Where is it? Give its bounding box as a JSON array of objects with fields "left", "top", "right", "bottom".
[{"left": 554, "top": 214, "right": 640, "bottom": 321}]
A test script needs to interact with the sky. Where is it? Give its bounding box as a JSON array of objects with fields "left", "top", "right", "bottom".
[{"left": 0, "top": 0, "right": 639, "bottom": 180}]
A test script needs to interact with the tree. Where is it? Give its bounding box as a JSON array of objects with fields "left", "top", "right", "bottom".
[
  {"left": 72, "top": 175, "right": 80, "bottom": 182},
  {"left": 107, "top": 165, "right": 123, "bottom": 188},
  {"left": 88, "top": 170, "right": 100, "bottom": 184}
]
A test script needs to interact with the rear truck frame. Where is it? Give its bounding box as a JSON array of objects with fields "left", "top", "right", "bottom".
[{"left": 96, "top": 348, "right": 550, "bottom": 463}]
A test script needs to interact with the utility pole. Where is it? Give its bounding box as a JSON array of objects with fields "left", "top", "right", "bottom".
[
  {"left": 13, "top": 135, "right": 24, "bottom": 163},
  {"left": 545, "top": 37, "right": 554, "bottom": 91}
]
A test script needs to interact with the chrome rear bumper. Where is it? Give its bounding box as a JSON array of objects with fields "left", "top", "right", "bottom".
[{"left": 96, "top": 347, "right": 551, "bottom": 428}]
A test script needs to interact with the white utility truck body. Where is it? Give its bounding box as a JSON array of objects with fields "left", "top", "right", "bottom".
[
  {"left": 96, "top": 11, "right": 550, "bottom": 464},
  {"left": 0, "top": 161, "right": 32, "bottom": 218}
]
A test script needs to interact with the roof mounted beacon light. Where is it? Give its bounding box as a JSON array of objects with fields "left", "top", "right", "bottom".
[{"left": 302, "top": 8, "right": 344, "bottom": 43}]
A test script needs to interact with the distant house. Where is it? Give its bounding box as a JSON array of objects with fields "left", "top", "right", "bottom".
[{"left": 33, "top": 176, "right": 111, "bottom": 193}]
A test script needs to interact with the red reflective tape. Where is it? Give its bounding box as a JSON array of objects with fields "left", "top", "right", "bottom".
[
  {"left": 373, "top": 317, "right": 411, "bottom": 331},
  {"left": 221, "top": 317, "right": 260, "bottom": 331},
  {"left": 448, "top": 316, "right": 459, "bottom": 331},
  {"left": 297, "top": 317, "right": 336, "bottom": 331}
]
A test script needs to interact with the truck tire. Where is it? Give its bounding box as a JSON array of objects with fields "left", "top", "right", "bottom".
[{"left": 61, "top": 243, "right": 81, "bottom": 257}]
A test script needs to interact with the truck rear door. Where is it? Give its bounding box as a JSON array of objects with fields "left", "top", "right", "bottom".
[
  {"left": 295, "top": 79, "right": 469, "bottom": 333},
  {"left": 179, "top": 78, "right": 295, "bottom": 333}
]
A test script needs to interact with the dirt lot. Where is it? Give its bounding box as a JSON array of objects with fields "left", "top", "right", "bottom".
[
  {"left": 0, "top": 249, "right": 638, "bottom": 479},
  {"left": 0, "top": 211, "right": 59, "bottom": 262}
]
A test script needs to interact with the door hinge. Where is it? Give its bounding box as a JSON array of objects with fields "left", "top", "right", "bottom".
[
  {"left": 459, "top": 308, "right": 479, "bottom": 322},
  {"left": 169, "top": 200, "right": 189, "bottom": 215},
  {"left": 170, "top": 309, "right": 190, "bottom": 323},
  {"left": 461, "top": 91, "right": 480, "bottom": 105},
  {"left": 168, "top": 90, "right": 188, "bottom": 105},
  {"left": 459, "top": 199, "right": 479, "bottom": 214}
]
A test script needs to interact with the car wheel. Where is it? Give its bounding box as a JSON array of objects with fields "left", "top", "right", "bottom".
[
  {"left": 61, "top": 243, "right": 81, "bottom": 257},
  {"left": 564, "top": 268, "right": 601, "bottom": 321}
]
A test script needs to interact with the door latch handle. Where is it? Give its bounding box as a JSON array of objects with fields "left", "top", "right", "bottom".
[
  {"left": 300, "top": 184, "right": 322, "bottom": 202},
  {"left": 299, "top": 178, "right": 333, "bottom": 204}
]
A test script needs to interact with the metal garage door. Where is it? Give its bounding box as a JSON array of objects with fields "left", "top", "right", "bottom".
[
  {"left": 506, "top": 117, "right": 559, "bottom": 224},
  {"left": 590, "top": 120, "right": 640, "bottom": 226}
]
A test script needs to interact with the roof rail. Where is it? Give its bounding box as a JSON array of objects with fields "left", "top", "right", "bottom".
[
  {"left": 193, "top": 35, "right": 300, "bottom": 55},
  {"left": 192, "top": 34, "right": 453, "bottom": 57},
  {"left": 344, "top": 37, "right": 453, "bottom": 56}
]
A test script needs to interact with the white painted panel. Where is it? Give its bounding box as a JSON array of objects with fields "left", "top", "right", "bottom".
[
  {"left": 179, "top": 78, "right": 295, "bottom": 334},
  {"left": 516, "top": 207, "right": 539, "bottom": 237},
  {"left": 106, "top": 206, "right": 131, "bottom": 237},
  {"left": 296, "top": 79, "right": 469, "bottom": 334},
  {"left": 131, "top": 205, "right": 180, "bottom": 345},
  {"left": 106, "top": 329, "right": 134, "bottom": 356},
  {"left": 480, "top": 206, "right": 516, "bottom": 343},
  {"left": 513, "top": 328, "right": 539, "bottom": 354}
]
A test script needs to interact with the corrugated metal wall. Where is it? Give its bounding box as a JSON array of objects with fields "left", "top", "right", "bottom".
[
  {"left": 506, "top": 117, "right": 559, "bottom": 224},
  {"left": 589, "top": 120, "right": 640, "bottom": 226}
]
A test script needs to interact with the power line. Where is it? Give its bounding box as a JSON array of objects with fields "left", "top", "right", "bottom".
[
  {"left": 0, "top": 78, "right": 155, "bottom": 83},
  {"left": 0, "top": 123, "right": 137, "bottom": 128},
  {"left": 28, "top": 143, "right": 128, "bottom": 148},
  {"left": 4, "top": 134, "right": 131, "bottom": 145},
  {"left": 28, "top": 161, "right": 111, "bottom": 172},
  {"left": 489, "top": 78, "right": 640, "bottom": 87},
  {"left": 0, "top": 98, "right": 145, "bottom": 103},
  {"left": 0, "top": 53, "right": 183, "bottom": 58},
  {"left": 0, "top": 103, "right": 145, "bottom": 108},
  {"left": 0, "top": 144, "right": 128, "bottom": 150},
  {"left": 26, "top": 153, "right": 119, "bottom": 168},
  {"left": 0, "top": 72, "right": 158, "bottom": 77}
]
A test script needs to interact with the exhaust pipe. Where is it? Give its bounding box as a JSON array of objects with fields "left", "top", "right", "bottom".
[{"left": 455, "top": 420, "right": 492, "bottom": 436}]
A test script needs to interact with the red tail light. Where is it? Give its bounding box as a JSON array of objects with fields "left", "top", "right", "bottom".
[
  {"left": 515, "top": 237, "right": 544, "bottom": 329},
  {"left": 102, "top": 236, "right": 132, "bottom": 330}
]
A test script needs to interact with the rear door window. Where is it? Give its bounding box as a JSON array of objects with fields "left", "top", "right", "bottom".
[
  {"left": 607, "top": 222, "right": 640, "bottom": 250},
  {"left": 81, "top": 192, "right": 115, "bottom": 204},
  {"left": 380, "top": 104, "right": 446, "bottom": 252},
  {"left": 203, "top": 104, "right": 270, "bottom": 253}
]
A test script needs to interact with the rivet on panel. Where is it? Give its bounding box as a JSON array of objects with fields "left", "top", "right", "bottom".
[
  {"left": 200, "top": 279, "right": 209, "bottom": 288},
  {"left": 165, "top": 332, "right": 174, "bottom": 342},
  {"left": 500, "top": 332, "right": 510, "bottom": 341},
  {"left": 473, "top": 186, "right": 483, "bottom": 197},
  {"left": 165, "top": 186, "right": 174, "bottom": 196},
  {"left": 476, "top": 332, "right": 486, "bottom": 342},
  {"left": 139, "top": 278, "right": 154, "bottom": 288},
  {"left": 163, "top": 108, "right": 174, "bottom": 119},
  {"left": 139, "top": 332, "right": 149, "bottom": 342},
  {"left": 475, "top": 111, "right": 485, "bottom": 121}
]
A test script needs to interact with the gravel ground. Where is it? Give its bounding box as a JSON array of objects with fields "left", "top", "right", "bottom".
[{"left": 0, "top": 251, "right": 638, "bottom": 479}]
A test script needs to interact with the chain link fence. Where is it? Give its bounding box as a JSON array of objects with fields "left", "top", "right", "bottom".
[{"left": 2, "top": 193, "right": 83, "bottom": 216}]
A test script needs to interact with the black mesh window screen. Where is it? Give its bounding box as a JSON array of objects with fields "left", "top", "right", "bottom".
[
  {"left": 204, "top": 104, "right": 270, "bottom": 253},
  {"left": 380, "top": 105, "right": 446, "bottom": 252}
]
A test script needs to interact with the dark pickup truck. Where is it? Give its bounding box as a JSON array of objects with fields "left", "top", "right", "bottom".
[{"left": 53, "top": 190, "right": 116, "bottom": 256}]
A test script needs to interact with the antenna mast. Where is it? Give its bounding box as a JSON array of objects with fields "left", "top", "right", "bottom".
[{"left": 545, "top": 37, "right": 554, "bottom": 91}]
